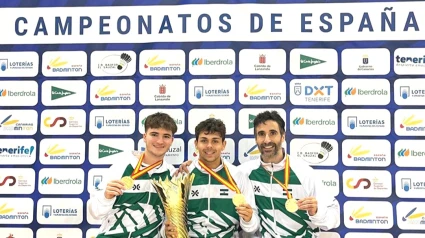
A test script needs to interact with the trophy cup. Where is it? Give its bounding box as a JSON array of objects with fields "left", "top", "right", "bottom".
[{"left": 152, "top": 173, "right": 195, "bottom": 238}]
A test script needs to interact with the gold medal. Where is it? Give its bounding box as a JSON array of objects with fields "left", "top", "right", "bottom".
[
  {"left": 285, "top": 198, "right": 298, "bottom": 213},
  {"left": 232, "top": 193, "right": 246, "bottom": 206},
  {"left": 121, "top": 176, "right": 134, "bottom": 190}
]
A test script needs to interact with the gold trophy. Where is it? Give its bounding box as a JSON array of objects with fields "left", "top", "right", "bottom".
[{"left": 152, "top": 173, "right": 195, "bottom": 238}]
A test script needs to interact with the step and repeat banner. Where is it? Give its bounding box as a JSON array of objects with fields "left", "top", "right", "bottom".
[{"left": 0, "top": 1, "right": 424, "bottom": 238}]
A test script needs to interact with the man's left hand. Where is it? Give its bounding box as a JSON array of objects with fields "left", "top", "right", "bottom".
[
  {"left": 236, "top": 203, "right": 253, "bottom": 222},
  {"left": 297, "top": 197, "right": 318, "bottom": 216}
]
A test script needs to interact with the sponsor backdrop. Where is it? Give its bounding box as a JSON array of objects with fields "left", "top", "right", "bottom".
[{"left": 0, "top": 0, "right": 424, "bottom": 237}]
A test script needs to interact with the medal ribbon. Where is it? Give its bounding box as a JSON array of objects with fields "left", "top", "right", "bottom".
[
  {"left": 198, "top": 160, "right": 241, "bottom": 194},
  {"left": 262, "top": 154, "right": 292, "bottom": 199},
  {"left": 130, "top": 153, "right": 163, "bottom": 180}
]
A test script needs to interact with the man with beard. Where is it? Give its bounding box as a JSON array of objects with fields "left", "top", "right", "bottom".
[
  {"left": 164, "top": 118, "right": 260, "bottom": 238},
  {"left": 88, "top": 112, "right": 178, "bottom": 238},
  {"left": 238, "top": 110, "right": 340, "bottom": 237},
  {"left": 176, "top": 111, "right": 340, "bottom": 237}
]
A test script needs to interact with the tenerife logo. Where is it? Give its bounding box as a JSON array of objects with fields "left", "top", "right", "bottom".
[
  {"left": 51, "top": 86, "right": 75, "bottom": 100},
  {"left": 95, "top": 116, "right": 130, "bottom": 129},
  {"left": 144, "top": 55, "right": 181, "bottom": 72},
  {"left": 0, "top": 58, "right": 34, "bottom": 71},
  {"left": 348, "top": 145, "right": 386, "bottom": 162},
  {"left": 293, "top": 117, "right": 335, "bottom": 126},
  {"left": 0, "top": 203, "right": 29, "bottom": 220},
  {"left": 400, "top": 115, "right": 425, "bottom": 131},
  {"left": 98, "top": 144, "right": 123, "bottom": 158},
  {"left": 0, "top": 88, "right": 35, "bottom": 97},
  {"left": 346, "top": 178, "right": 371, "bottom": 189},
  {"left": 400, "top": 86, "right": 425, "bottom": 99},
  {"left": 0, "top": 115, "right": 33, "bottom": 131},
  {"left": 44, "top": 117, "right": 67, "bottom": 127},
  {"left": 99, "top": 53, "right": 132, "bottom": 74},
  {"left": 44, "top": 144, "right": 80, "bottom": 160},
  {"left": 347, "top": 116, "right": 385, "bottom": 130},
  {"left": 0, "top": 145, "right": 34, "bottom": 157},
  {"left": 192, "top": 58, "right": 233, "bottom": 66},
  {"left": 344, "top": 87, "right": 387, "bottom": 96},
  {"left": 300, "top": 54, "right": 326, "bottom": 69},
  {"left": 42, "top": 205, "right": 78, "bottom": 219},
  {"left": 244, "top": 84, "right": 281, "bottom": 101},
  {"left": 194, "top": 86, "right": 230, "bottom": 99},
  {"left": 47, "top": 57, "right": 83, "bottom": 73},
  {"left": 95, "top": 85, "right": 131, "bottom": 102},
  {"left": 395, "top": 55, "right": 425, "bottom": 67},
  {"left": 402, "top": 207, "right": 425, "bottom": 224}
]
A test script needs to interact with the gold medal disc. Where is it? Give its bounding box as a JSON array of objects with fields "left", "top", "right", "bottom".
[
  {"left": 121, "top": 176, "right": 134, "bottom": 190},
  {"left": 232, "top": 193, "right": 246, "bottom": 206},
  {"left": 285, "top": 198, "right": 298, "bottom": 213}
]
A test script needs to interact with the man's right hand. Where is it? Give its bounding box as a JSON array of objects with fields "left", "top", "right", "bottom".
[
  {"left": 164, "top": 220, "right": 178, "bottom": 238},
  {"left": 104, "top": 180, "right": 125, "bottom": 199},
  {"left": 173, "top": 160, "right": 193, "bottom": 177}
]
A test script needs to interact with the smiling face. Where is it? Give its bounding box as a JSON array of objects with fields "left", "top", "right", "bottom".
[
  {"left": 195, "top": 130, "right": 226, "bottom": 169},
  {"left": 143, "top": 127, "right": 174, "bottom": 160},
  {"left": 255, "top": 120, "right": 285, "bottom": 163}
]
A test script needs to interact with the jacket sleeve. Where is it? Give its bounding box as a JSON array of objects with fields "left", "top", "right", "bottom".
[
  {"left": 87, "top": 155, "right": 130, "bottom": 220},
  {"left": 304, "top": 168, "right": 341, "bottom": 230},
  {"left": 236, "top": 169, "right": 260, "bottom": 234}
]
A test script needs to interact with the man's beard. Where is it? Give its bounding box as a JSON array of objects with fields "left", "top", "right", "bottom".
[{"left": 259, "top": 142, "right": 280, "bottom": 160}]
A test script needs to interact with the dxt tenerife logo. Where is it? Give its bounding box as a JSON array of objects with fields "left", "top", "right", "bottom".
[
  {"left": 98, "top": 144, "right": 123, "bottom": 159},
  {"left": 47, "top": 56, "right": 83, "bottom": 73},
  {"left": 348, "top": 145, "right": 385, "bottom": 162},
  {"left": 395, "top": 55, "right": 425, "bottom": 68},
  {"left": 347, "top": 116, "right": 385, "bottom": 130},
  {"left": 44, "top": 117, "right": 67, "bottom": 128},
  {"left": 0, "top": 145, "right": 34, "bottom": 158},
  {"left": 300, "top": 54, "right": 326, "bottom": 69},
  {"left": 95, "top": 116, "right": 130, "bottom": 129},
  {"left": 44, "top": 144, "right": 80, "bottom": 161},
  {"left": 400, "top": 115, "right": 425, "bottom": 131},
  {"left": 41, "top": 176, "right": 82, "bottom": 186},
  {"left": 402, "top": 207, "right": 425, "bottom": 224},
  {"left": 192, "top": 57, "right": 233, "bottom": 66},
  {"left": 144, "top": 55, "right": 181, "bottom": 72},
  {"left": 0, "top": 88, "right": 35, "bottom": 98},
  {"left": 401, "top": 178, "right": 425, "bottom": 192},
  {"left": 293, "top": 117, "right": 335, "bottom": 126},
  {"left": 51, "top": 86, "right": 75, "bottom": 100},
  {"left": 194, "top": 86, "right": 230, "bottom": 99},
  {"left": 294, "top": 84, "right": 333, "bottom": 98},
  {"left": 400, "top": 86, "right": 425, "bottom": 99},
  {"left": 99, "top": 52, "right": 132, "bottom": 74},
  {"left": 41, "top": 205, "right": 77, "bottom": 219},
  {"left": 344, "top": 87, "right": 387, "bottom": 96},
  {"left": 0, "top": 203, "right": 29, "bottom": 220},
  {"left": 244, "top": 84, "right": 281, "bottom": 101},
  {"left": 95, "top": 85, "right": 131, "bottom": 102},
  {"left": 0, "top": 115, "right": 33, "bottom": 131}
]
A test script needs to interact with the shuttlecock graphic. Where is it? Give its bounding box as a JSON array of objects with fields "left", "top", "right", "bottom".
[
  {"left": 318, "top": 141, "right": 333, "bottom": 159},
  {"left": 117, "top": 53, "right": 132, "bottom": 70}
]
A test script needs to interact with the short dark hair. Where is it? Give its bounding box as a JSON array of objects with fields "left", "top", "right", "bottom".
[
  {"left": 195, "top": 118, "right": 226, "bottom": 142},
  {"left": 144, "top": 112, "right": 177, "bottom": 135},
  {"left": 253, "top": 110, "right": 285, "bottom": 135}
]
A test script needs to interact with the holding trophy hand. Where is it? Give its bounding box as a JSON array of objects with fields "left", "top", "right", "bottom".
[
  {"left": 164, "top": 220, "right": 178, "bottom": 238},
  {"left": 104, "top": 180, "right": 125, "bottom": 199},
  {"left": 235, "top": 203, "right": 254, "bottom": 222}
]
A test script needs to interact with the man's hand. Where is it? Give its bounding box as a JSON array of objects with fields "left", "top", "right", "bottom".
[
  {"left": 297, "top": 197, "right": 318, "bottom": 216},
  {"left": 173, "top": 160, "right": 193, "bottom": 177},
  {"left": 164, "top": 220, "right": 178, "bottom": 238},
  {"left": 236, "top": 203, "right": 253, "bottom": 222},
  {"left": 104, "top": 180, "right": 125, "bottom": 199}
]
